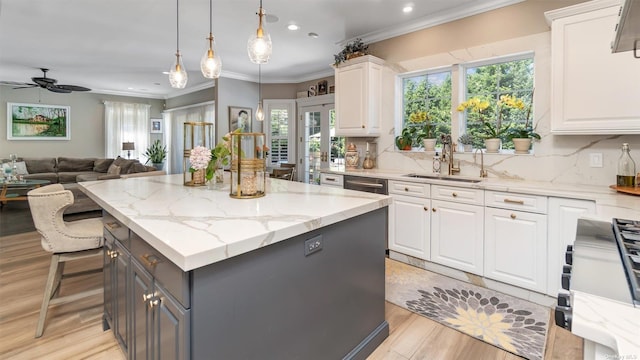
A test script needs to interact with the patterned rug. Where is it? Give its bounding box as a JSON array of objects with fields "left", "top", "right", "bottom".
[{"left": 386, "top": 259, "right": 549, "bottom": 360}]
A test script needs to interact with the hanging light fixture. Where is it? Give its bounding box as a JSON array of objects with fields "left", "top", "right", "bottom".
[
  {"left": 200, "top": 0, "right": 222, "bottom": 78},
  {"left": 255, "top": 64, "right": 264, "bottom": 121},
  {"left": 247, "top": 0, "right": 272, "bottom": 64},
  {"left": 169, "top": 0, "right": 188, "bottom": 88}
]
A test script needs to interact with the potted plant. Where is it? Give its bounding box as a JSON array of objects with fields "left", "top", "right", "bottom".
[
  {"left": 333, "top": 38, "right": 369, "bottom": 66},
  {"left": 458, "top": 133, "right": 474, "bottom": 152},
  {"left": 143, "top": 139, "right": 167, "bottom": 170},
  {"left": 408, "top": 111, "right": 438, "bottom": 152},
  {"left": 395, "top": 127, "right": 414, "bottom": 151},
  {"left": 506, "top": 93, "right": 539, "bottom": 154}
]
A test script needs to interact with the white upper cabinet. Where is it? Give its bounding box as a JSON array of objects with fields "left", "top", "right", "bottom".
[
  {"left": 546, "top": 1, "right": 640, "bottom": 134},
  {"left": 334, "top": 55, "right": 384, "bottom": 136}
]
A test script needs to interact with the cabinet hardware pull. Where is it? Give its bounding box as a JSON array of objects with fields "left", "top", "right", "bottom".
[
  {"left": 149, "top": 298, "right": 160, "bottom": 308},
  {"left": 361, "top": 125, "right": 365, "bottom": 128},
  {"left": 423, "top": 206, "right": 428, "bottom": 211},
  {"left": 110, "top": 251, "right": 119, "bottom": 259},
  {"left": 503, "top": 198, "right": 524, "bottom": 205},
  {"left": 510, "top": 213, "right": 516, "bottom": 219},
  {"left": 105, "top": 222, "right": 120, "bottom": 230},
  {"left": 325, "top": 177, "right": 335, "bottom": 181},
  {"left": 404, "top": 187, "right": 409, "bottom": 192},
  {"left": 142, "top": 293, "right": 154, "bottom": 302},
  {"left": 452, "top": 192, "right": 458, "bottom": 197},
  {"left": 432, "top": 208, "right": 436, "bottom": 212},
  {"left": 141, "top": 253, "right": 162, "bottom": 267}
]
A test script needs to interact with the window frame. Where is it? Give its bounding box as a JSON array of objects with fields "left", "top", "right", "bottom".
[{"left": 264, "top": 99, "right": 296, "bottom": 166}]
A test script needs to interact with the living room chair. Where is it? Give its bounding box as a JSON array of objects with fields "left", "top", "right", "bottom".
[{"left": 27, "top": 184, "right": 104, "bottom": 338}]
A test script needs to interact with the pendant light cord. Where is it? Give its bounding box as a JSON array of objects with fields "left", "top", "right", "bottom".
[
  {"left": 176, "top": 0, "right": 180, "bottom": 52},
  {"left": 258, "top": 64, "right": 262, "bottom": 101},
  {"left": 209, "top": 0, "right": 212, "bottom": 34}
]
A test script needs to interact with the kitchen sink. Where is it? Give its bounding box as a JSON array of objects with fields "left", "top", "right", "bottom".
[{"left": 403, "top": 173, "right": 483, "bottom": 183}]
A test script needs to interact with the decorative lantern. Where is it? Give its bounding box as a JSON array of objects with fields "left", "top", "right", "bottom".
[
  {"left": 230, "top": 132, "right": 266, "bottom": 198},
  {"left": 183, "top": 122, "right": 213, "bottom": 186}
]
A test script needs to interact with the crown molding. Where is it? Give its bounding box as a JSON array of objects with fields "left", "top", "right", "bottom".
[{"left": 544, "top": 0, "right": 621, "bottom": 24}]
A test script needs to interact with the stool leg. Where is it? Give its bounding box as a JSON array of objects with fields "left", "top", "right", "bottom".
[{"left": 36, "top": 254, "right": 61, "bottom": 338}]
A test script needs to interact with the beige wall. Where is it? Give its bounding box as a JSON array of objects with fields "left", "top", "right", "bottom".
[{"left": 0, "top": 86, "right": 164, "bottom": 158}]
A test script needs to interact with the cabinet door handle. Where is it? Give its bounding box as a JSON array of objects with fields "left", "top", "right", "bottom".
[
  {"left": 432, "top": 208, "right": 436, "bottom": 212},
  {"left": 105, "top": 222, "right": 120, "bottom": 230},
  {"left": 148, "top": 297, "right": 160, "bottom": 308},
  {"left": 325, "top": 177, "right": 335, "bottom": 181},
  {"left": 141, "top": 253, "right": 162, "bottom": 267},
  {"left": 404, "top": 187, "right": 409, "bottom": 192},
  {"left": 109, "top": 250, "right": 119, "bottom": 259},
  {"left": 503, "top": 198, "right": 524, "bottom": 205},
  {"left": 361, "top": 125, "right": 365, "bottom": 129},
  {"left": 452, "top": 192, "right": 458, "bottom": 197},
  {"left": 510, "top": 213, "right": 517, "bottom": 219},
  {"left": 142, "top": 292, "right": 156, "bottom": 302},
  {"left": 423, "top": 206, "right": 428, "bottom": 211}
]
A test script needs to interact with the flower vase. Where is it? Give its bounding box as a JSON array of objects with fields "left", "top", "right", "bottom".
[
  {"left": 191, "top": 168, "right": 205, "bottom": 186},
  {"left": 215, "top": 166, "right": 224, "bottom": 184},
  {"left": 484, "top": 138, "right": 501, "bottom": 153},
  {"left": 512, "top": 138, "right": 532, "bottom": 154},
  {"left": 422, "top": 138, "right": 437, "bottom": 152}
]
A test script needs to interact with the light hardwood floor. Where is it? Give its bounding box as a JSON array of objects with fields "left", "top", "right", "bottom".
[{"left": 0, "top": 231, "right": 583, "bottom": 360}]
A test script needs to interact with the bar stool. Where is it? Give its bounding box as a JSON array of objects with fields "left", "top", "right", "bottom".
[{"left": 27, "top": 184, "right": 104, "bottom": 338}]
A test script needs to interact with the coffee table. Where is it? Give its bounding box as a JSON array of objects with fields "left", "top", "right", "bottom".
[{"left": 0, "top": 179, "right": 51, "bottom": 207}]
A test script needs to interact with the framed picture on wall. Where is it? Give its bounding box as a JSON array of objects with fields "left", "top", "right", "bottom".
[
  {"left": 229, "top": 106, "right": 252, "bottom": 132},
  {"left": 7, "top": 102, "right": 71, "bottom": 140},
  {"left": 150, "top": 118, "right": 162, "bottom": 133},
  {"left": 317, "top": 80, "right": 328, "bottom": 95}
]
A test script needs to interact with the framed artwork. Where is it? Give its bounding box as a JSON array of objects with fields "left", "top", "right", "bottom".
[
  {"left": 150, "top": 118, "right": 162, "bottom": 133},
  {"left": 329, "top": 85, "right": 335, "bottom": 94},
  {"left": 308, "top": 85, "right": 317, "bottom": 97},
  {"left": 317, "top": 80, "right": 328, "bottom": 95},
  {"left": 229, "top": 106, "right": 252, "bottom": 132},
  {"left": 7, "top": 103, "right": 70, "bottom": 140}
]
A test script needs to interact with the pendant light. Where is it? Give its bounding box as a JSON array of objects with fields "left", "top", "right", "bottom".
[
  {"left": 200, "top": 0, "right": 222, "bottom": 78},
  {"left": 169, "top": 0, "right": 188, "bottom": 88},
  {"left": 255, "top": 64, "right": 265, "bottom": 121},
  {"left": 247, "top": 0, "right": 272, "bottom": 64}
]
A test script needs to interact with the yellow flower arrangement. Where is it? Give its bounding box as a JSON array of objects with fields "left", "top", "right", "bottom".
[
  {"left": 458, "top": 94, "right": 526, "bottom": 139},
  {"left": 408, "top": 111, "right": 428, "bottom": 124}
]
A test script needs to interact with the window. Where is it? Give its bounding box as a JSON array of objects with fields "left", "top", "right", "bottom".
[
  {"left": 463, "top": 56, "right": 534, "bottom": 150},
  {"left": 400, "top": 69, "right": 452, "bottom": 149},
  {"left": 264, "top": 100, "right": 296, "bottom": 166},
  {"left": 398, "top": 54, "right": 535, "bottom": 153}
]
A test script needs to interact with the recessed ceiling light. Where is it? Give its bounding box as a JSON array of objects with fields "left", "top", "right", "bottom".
[
  {"left": 162, "top": 71, "right": 169, "bottom": 75},
  {"left": 308, "top": 32, "right": 319, "bottom": 38},
  {"left": 288, "top": 24, "right": 299, "bottom": 31},
  {"left": 403, "top": 4, "right": 413, "bottom": 13},
  {"left": 127, "top": 87, "right": 134, "bottom": 90}
]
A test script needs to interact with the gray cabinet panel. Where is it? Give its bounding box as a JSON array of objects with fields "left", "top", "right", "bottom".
[{"left": 132, "top": 261, "right": 153, "bottom": 360}]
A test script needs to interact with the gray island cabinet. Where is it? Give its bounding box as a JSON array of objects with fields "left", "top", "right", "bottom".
[{"left": 82, "top": 174, "right": 390, "bottom": 360}]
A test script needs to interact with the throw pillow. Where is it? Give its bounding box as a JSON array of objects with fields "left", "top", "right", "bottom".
[
  {"left": 14, "top": 161, "right": 29, "bottom": 175},
  {"left": 93, "top": 158, "right": 115, "bottom": 173},
  {"left": 107, "top": 164, "right": 121, "bottom": 175}
]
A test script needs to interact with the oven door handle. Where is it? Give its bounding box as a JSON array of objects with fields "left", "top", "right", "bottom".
[{"left": 345, "top": 180, "right": 384, "bottom": 189}]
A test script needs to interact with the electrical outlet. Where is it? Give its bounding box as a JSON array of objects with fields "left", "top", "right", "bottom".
[
  {"left": 589, "top": 153, "right": 603, "bottom": 168},
  {"left": 304, "top": 236, "right": 323, "bottom": 256}
]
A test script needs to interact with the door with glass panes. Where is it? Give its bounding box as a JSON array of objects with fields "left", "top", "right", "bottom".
[{"left": 298, "top": 103, "right": 344, "bottom": 184}]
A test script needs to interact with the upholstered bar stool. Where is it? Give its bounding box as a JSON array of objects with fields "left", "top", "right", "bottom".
[{"left": 27, "top": 184, "right": 104, "bottom": 338}]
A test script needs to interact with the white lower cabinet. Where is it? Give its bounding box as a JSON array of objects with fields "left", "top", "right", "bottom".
[
  {"left": 431, "top": 200, "right": 484, "bottom": 275},
  {"left": 484, "top": 207, "right": 548, "bottom": 293},
  {"left": 546, "top": 197, "right": 595, "bottom": 296},
  {"left": 389, "top": 193, "right": 430, "bottom": 260}
]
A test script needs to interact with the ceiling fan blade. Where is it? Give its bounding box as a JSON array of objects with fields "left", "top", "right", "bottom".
[
  {"left": 0, "top": 80, "right": 35, "bottom": 86},
  {"left": 56, "top": 84, "right": 91, "bottom": 92},
  {"left": 33, "top": 77, "right": 57, "bottom": 87},
  {"left": 13, "top": 84, "right": 39, "bottom": 90},
  {"left": 46, "top": 85, "right": 72, "bottom": 94}
]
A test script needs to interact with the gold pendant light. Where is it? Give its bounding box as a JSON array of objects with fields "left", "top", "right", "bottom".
[
  {"left": 169, "top": 0, "right": 188, "bottom": 88},
  {"left": 256, "top": 64, "right": 264, "bottom": 121},
  {"left": 247, "top": 0, "right": 272, "bottom": 64},
  {"left": 200, "top": 0, "right": 222, "bottom": 79}
]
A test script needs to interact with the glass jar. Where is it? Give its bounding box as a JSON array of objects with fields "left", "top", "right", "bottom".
[
  {"left": 230, "top": 133, "right": 266, "bottom": 198},
  {"left": 617, "top": 143, "right": 636, "bottom": 187}
]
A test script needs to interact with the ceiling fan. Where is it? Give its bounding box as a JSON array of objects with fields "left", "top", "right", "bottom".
[{"left": 0, "top": 68, "right": 91, "bottom": 93}]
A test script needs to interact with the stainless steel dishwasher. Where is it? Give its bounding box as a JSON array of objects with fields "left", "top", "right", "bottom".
[{"left": 343, "top": 175, "right": 388, "bottom": 195}]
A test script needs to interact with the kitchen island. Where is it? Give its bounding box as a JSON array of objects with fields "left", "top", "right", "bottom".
[{"left": 79, "top": 174, "right": 391, "bottom": 360}]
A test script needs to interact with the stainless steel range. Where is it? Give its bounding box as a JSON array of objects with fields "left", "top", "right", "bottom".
[{"left": 555, "top": 218, "right": 638, "bottom": 330}]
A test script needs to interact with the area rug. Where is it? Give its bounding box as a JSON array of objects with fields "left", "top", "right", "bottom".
[{"left": 386, "top": 259, "right": 549, "bottom": 360}]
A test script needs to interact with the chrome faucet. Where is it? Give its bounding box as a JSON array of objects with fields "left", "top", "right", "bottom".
[
  {"left": 441, "top": 135, "right": 460, "bottom": 176},
  {"left": 474, "top": 148, "right": 488, "bottom": 178}
]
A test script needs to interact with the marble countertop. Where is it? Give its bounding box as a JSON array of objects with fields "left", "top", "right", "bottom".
[
  {"left": 572, "top": 291, "right": 640, "bottom": 357},
  {"left": 78, "top": 174, "right": 390, "bottom": 271},
  {"left": 321, "top": 168, "right": 640, "bottom": 221}
]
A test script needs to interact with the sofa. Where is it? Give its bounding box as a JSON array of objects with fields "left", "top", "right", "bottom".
[{"left": 2, "top": 157, "right": 165, "bottom": 214}]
